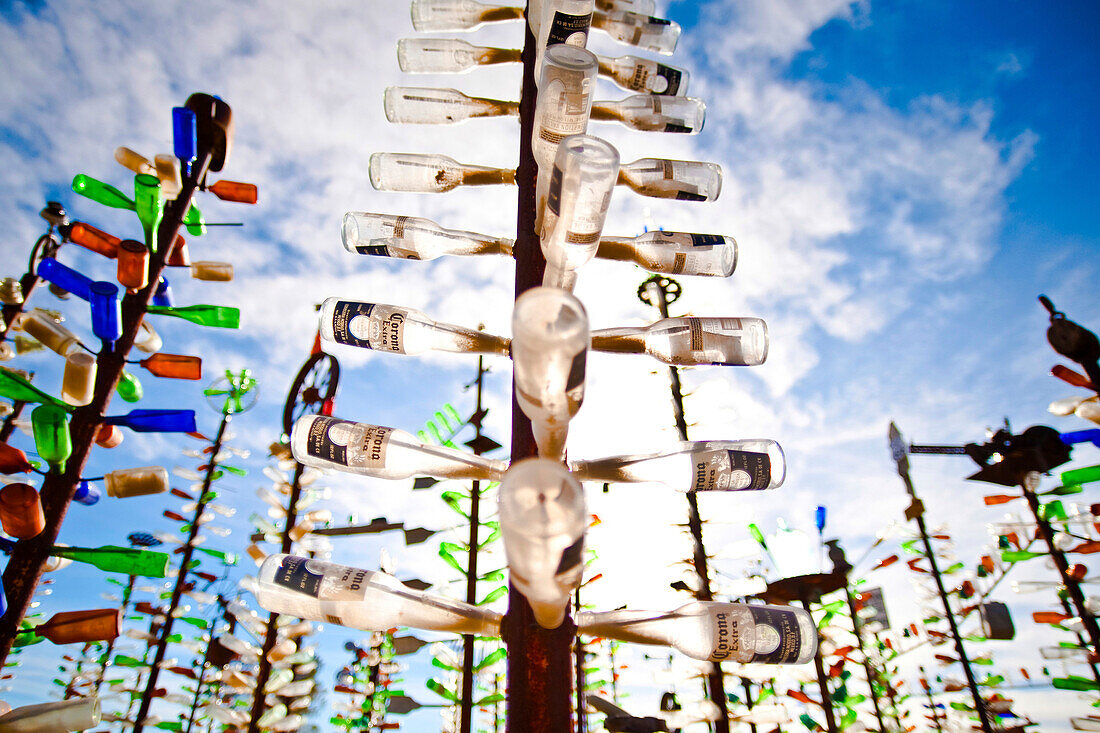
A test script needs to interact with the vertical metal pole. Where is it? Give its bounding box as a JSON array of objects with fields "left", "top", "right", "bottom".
[
  {"left": 461, "top": 358, "right": 487, "bottom": 733},
  {"left": 874, "top": 633, "right": 903, "bottom": 732},
  {"left": 1020, "top": 478, "right": 1100, "bottom": 650},
  {"left": 0, "top": 153, "right": 205, "bottom": 667},
  {"left": 247, "top": 461, "right": 306, "bottom": 733},
  {"left": 132, "top": 412, "right": 233, "bottom": 733},
  {"left": 92, "top": 572, "right": 138, "bottom": 697},
  {"left": 502, "top": 5, "right": 575, "bottom": 730},
  {"left": 184, "top": 630, "right": 215, "bottom": 733},
  {"left": 574, "top": 590, "right": 587, "bottom": 733},
  {"left": 645, "top": 278, "right": 731, "bottom": 733},
  {"left": 918, "top": 666, "right": 944, "bottom": 733},
  {"left": 799, "top": 593, "right": 838, "bottom": 733},
  {"left": 844, "top": 587, "right": 886, "bottom": 732},
  {"left": 888, "top": 423, "right": 993, "bottom": 733}
]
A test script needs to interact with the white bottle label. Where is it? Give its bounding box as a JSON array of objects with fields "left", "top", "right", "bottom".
[
  {"left": 691, "top": 449, "right": 771, "bottom": 491},
  {"left": 329, "top": 302, "right": 408, "bottom": 352}
]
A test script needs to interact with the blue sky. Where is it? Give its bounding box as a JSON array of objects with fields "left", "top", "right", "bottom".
[{"left": 1, "top": 0, "right": 1098, "bottom": 730}]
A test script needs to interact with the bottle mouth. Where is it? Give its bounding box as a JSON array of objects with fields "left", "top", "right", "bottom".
[
  {"left": 544, "top": 44, "right": 598, "bottom": 72},
  {"left": 341, "top": 213, "right": 360, "bottom": 249},
  {"left": 558, "top": 134, "right": 620, "bottom": 173}
]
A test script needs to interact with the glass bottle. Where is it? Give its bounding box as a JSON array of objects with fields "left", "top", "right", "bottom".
[
  {"left": 255, "top": 554, "right": 502, "bottom": 635},
  {"left": 105, "top": 409, "right": 197, "bottom": 433},
  {"left": 618, "top": 158, "right": 722, "bottom": 201},
  {"left": 0, "top": 698, "right": 101, "bottom": 732},
  {"left": 19, "top": 608, "right": 121, "bottom": 645},
  {"left": 590, "top": 94, "right": 705, "bottom": 133},
  {"left": 410, "top": 0, "right": 523, "bottom": 31},
  {"left": 570, "top": 440, "right": 786, "bottom": 491},
  {"left": 18, "top": 309, "right": 81, "bottom": 357},
  {"left": 369, "top": 153, "right": 515, "bottom": 193},
  {"left": 0, "top": 483, "right": 46, "bottom": 539},
  {"left": 499, "top": 458, "right": 587, "bottom": 629},
  {"left": 89, "top": 281, "right": 122, "bottom": 345},
  {"left": 61, "top": 351, "right": 97, "bottom": 406},
  {"left": 540, "top": 135, "right": 619, "bottom": 290},
  {"left": 512, "top": 287, "right": 589, "bottom": 461},
  {"left": 384, "top": 87, "right": 517, "bottom": 125},
  {"left": 396, "top": 38, "right": 521, "bottom": 74},
  {"left": 577, "top": 602, "right": 817, "bottom": 664},
  {"left": 591, "top": 10, "right": 681, "bottom": 54},
  {"left": 103, "top": 466, "right": 170, "bottom": 498},
  {"left": 116, "top": 369, "right": 143, "bottom": 402},
  {"left": 0, "top": 364, "right": 68, "bottom": 410},
  {"left": 51, "top": 545, "right": 170, "bottom": 578},
  {"left": 0, "top": 277, "right": 22, "bottom": 306},
  {"left": 37, "top": 258, "right": 93, "bottom": 301},
  {"left": 207, "top": 179, "right": 259, "bottom": 204},
  {"left": 318, "top": 298, "right": 509, "bottom": 356},
  {"left": 32, "top": 403, "right": 71, "bottom": 473},
  {"left": 71, "top": 173, "right": 135, "bottom": 211},
  {"left": 536, "top": 0, "right": 595, "bottom": 78},
  {"left": 0, "top": 443, "right": 33, "bottom": 474},
  {"left": 66, "top": 221, "right": 122, "bottom": 259},
  {"left": 1062, "top": 464, "right": 1100, "bottom": 486},
  {"left": 139, "top": 353, "right": 202, "bottom": 380},
  {"left": 154, "top": 154, "right": 182, "bottom": 200},
  {"left": 115, "top": 146, "right": 155, "bottom": 176},
  {"left": 190, "top": 261, "right": 234, "bottom": 282},
  {"left": 595, "top": 0, "right": 653, "bottom": 11},
  {"left": 595, "top": 230, "right": 736, "bottom": 277},
  {"left": 146, "top": 304, "right": 241, "bottom": 329},
  {"left": 133, "top": 173, "right": 163, "bottom": 251},
  {"left": 342, "top": 212, "right": 511, "bottom": 259},
  {"left": 117, "top": 240, "right": 150, "bottom": 291},
  {"left": 290, "top": 415, "right": 507, "bottom": 482},
  {"left": 533, "top": 46, "right": 599, "bottom": 211},
  {"left": 590, "top": 317, "right": 768, "bottom": 366}
]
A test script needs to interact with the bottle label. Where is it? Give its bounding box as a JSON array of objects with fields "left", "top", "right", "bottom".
[
  {"left": 691, "top": 449, "right": 771, "bottom": 491},
  {"left": 273, "top": 556, "right": 324, "bottom": 598},
  {"left": 566, "top": 349, "right": 586, "bottom": 391},
  {"left": 306, "top": 416, "right": 352, "bottom": 466},
  {"left": 356, "top": 424, "right": 392, "bottom": 467},
  {"left": 329, "top": 301, "right": 408, "bottom": 352},
  {"left": 749, "top": 606, "right": 805, "bottom": 664},
  {"left": 676, "top": 191, "right": 707, "bottom": 201},
  {"left": 546, "top": 11, "right": 591, "bottom": 46},
  {"left": 555, "top": 536, "right": 584, "bottom": 575},
  {"left": 354, "top": 244, "right": 392, "bottom": 256},
  {"left": 690, "top": 233, "right": 724, "bottom": 247},
  {"left": 647, "top": 15, "right": 672, "bottom": 25},
  {"left": 655, "top": 64, "right": 683, "bottom": 95},
  {"left": 547, "top": 166, "right": 564, "bottom": 216},
  {"left": 664, "top": 122, "right": 692, "bottom": 133}
]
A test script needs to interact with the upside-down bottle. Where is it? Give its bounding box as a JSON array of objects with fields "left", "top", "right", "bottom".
[
  {"left": 590, "top": 317, "right": 768, "bottom": 366},
  {"left": 591, "top": 11, "right": 681, "bottom": 54},
  {"left": 499, "top": 458, "right": 587, "bottom": 629},
  {"left": 570, "top": 440, "right": 786, "bottom": 491},
  {"left": 577, "top": 602, "right": 817, "bottom": 664},
  {"left": 618, "top": 158, "right": 722, "bottom": 201},
  {"left": 590, "top": 94, "right": 705, "bottom": 133},
  {"left": 368, "top": 153, "right": 515, "bottom": 193},
  {"left": 61, "top": 351, "right": 97, "bottom": 406},
  {"left": 384, "top": 87, "right": 517, "bottom": 125},
  {"left": 410, "top": 0, "right": 523, "bottom": 31},
  {"left": 540, "top": 135, "right": 619, "bottom": 290},
  {"left": 255, "top": 554, "right": 502, "bottom": 635},
  {"left": 536, "top": 0, "right": 595, "bottom": 77},
  {"left": 595, "top": 230, "right": 736, "bottom": 277},
  {"left": 397, "top": 38, "right": 521, "bottom": 73},
  {"left": 341, "top": 213, "right": 511, "bottom": 259},
  {"left": 318, "top": 298, "right": 509, "bottom": 357},
  {"left": 512, "top": 287, "right": 589, "bottom": 461},
  {"left": 291, "top": 415, "right": 507, "bottom": 482},
  {"left": 533, "top": 46, "right": 598, "bottom": 211}
]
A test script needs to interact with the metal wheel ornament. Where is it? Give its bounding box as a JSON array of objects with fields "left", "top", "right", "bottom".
[
  {"left": 205, "top": 369, "right": 259, "bottom": 415},
  {"left": 283, "top": 351, "right": 340, "bottom": 437},
  {"left": 637, "top": 275, "right": 682, "bottom": 307}
]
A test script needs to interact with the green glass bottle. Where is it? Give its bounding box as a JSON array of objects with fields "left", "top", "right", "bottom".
[
  {"left": 116, "top": 370, "right": 144, "bottom": 403},
  {"left": 1053, "top": 676, "right": 1100, "bottom": 691},
  {"left": 0, "top": 369, "right": 70, "bottom": 411},
  {"left": 1062, "top": 465, "right": 1100, "bottom": 487},
  {"left": 111, "top": 654, "right": 149, "bottom": 668},
  {"left": 31, "top": 404, "right": 71, "bottom": 474},
  {"left": 1043, "top": 483, "right": 1084, "bottom": 497},
  {"left": 146, "top": 305, "right": 240, "bottom": 329},
  {"left": 71, "top": 174, "right": 136, "bottom": 211},
  {"left": 183, "top": 204, "right": 206, "bottom": 236},
  {"left": 133, "top": 174, "right": 163, "bottom": 252},
  {"left": 1002, "top": 549, "right": 1045, "bottom": 562},
  {"left": 194, "top": 547, "right": 237, "bottom": 565},
  {"left": 1039, "top": 500, "right": 1068, "bottom": 522},
  {"left": 50, "top": 545, "right": 170, "bottom": 578}
]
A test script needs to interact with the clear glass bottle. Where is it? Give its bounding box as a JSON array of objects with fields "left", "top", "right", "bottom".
[
  {"left": 190, "top": 261, "right": 234, "bottom": 282},
  {"left": 114, "top": 146, "right": 154, "bottom": 175},
  {"left": 570, "top": 440, "right": 786, "bottom": 491},
  {"left": 342, "top": 212, "right": 511, "bottom": 259},
  {"left": 255, "top": 554, "right": 502, "bottom": 635},
  {"left": 397, "top": 38, "right": 522, "bottom": 73},
  {"left": 511, "top": 287, "right": 589, "bottom": 461},
  {"left": 618, "top": 158, "right": 722, "bottom": 201},
  {"left": 384, "top": 87, "right": 517, "bottom": 125},
  {"left": 20, "top": 309, "right": 81, "bottom": 356},
  {"left": 61, "top": 351, "right": 97, "bottom": 406},
  {"left": 536, "top": 0, "right": 595, "bottom": 77},
  {"left": 318, "top": 298, "right": 509, "bottom": 356},
  {"left": 369, "top": 153, "right": 515, "bottom": 193},
  {"left": 410, "top": 0, "right": 523, "bottom": 31},
  {"left": 590, "top": 317, "right": 768, "bottom": 366},
  {"left": 596, "top": 230, "right": 736, "bottom": 277},
  {"left": 595, "top": 0, "right": 654, "bottom": 11},
  {"left": 104, "top": 466, "right": 170, "bottom": 498},
  {"left": 590, "top": 94, "right": 705, "bottom": 133},
  {"left": 591, "top": 10, "right": 680, "bottom": 54},
  {"left": 499, "top": 459, "right": 586, "bottom": 629},
  {"left": 532, "top": 44, "right": 599, "bottom": 192},
  {"left": 291, "top": 415, "right": 507, "bottom": 482},
  {"left": 540, "top": 135, "right": 620, "bottom": 290},
  {"left": 0, "top": 698, "right": 101, "bottom": 732},
  {"left": 577, "top": 602, "right": 817, "bottom": 664}
]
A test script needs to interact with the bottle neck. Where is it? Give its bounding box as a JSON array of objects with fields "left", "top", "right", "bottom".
[
  {"left": 479, "top": 46, "right": 522, "bottom": 65},
  {"left": 462, "top": 166, "right": 516, "bottom": 186},
  {"left": 590, "top": 327, "right": 646, "bottom": 354}
]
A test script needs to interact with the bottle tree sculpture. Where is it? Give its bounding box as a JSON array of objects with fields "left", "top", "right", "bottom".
[{"left": 253, "top": 2, "right": 818, "bottom": 730}]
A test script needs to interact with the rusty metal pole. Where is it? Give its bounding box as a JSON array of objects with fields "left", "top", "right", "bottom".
[
  {"left": 642, "top": 276, "right": 731, "bottom": 733},
  {"left": 798, "top": 591, "right": 838, "bottom": 733},
  {"left": 460, "top": 357, "right": 487, "bottom": 733},
  {"left": 0, "top": 154, "right": 204, "bottom": 667},
  {"left": 844, "top": 586, "right": 887, "bottom": 732},
  {"left": 502, "top": 5, "right": 575, "bottom": 731}
]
